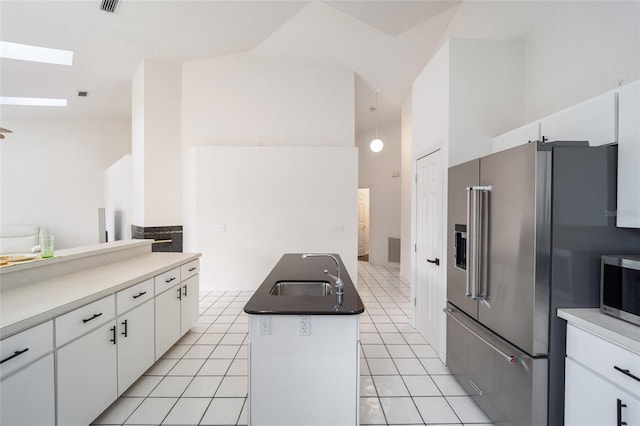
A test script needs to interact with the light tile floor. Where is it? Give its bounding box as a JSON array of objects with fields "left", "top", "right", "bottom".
[{"left": 93, "top": 261, "right": 493, "bottom": 426}]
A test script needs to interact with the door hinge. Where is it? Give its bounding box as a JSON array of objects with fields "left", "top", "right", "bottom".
[
  {"left": 414, "top": 244, "right": 417, "bottom": 252},
  {"left": 415, "top": 174, "right": 418, "bottom": 183},
  {"left": 414, "top": 298, "right": 416, "bottom": 306}
]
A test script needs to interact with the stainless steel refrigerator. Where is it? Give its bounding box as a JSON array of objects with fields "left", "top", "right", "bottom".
[{"left": 445, "top": 141, "right": 640, "bottom": 425}]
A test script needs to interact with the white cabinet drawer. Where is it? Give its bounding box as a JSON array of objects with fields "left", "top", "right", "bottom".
[
  {"left": 154, "top": 267, "right": 181, "bottom": 295},
  {"left": 55, "top": 295, "right": 115, "bottom": 347},
  {"left": 0, "top": 321, "right": 53, "bottom": 378},
  {"left": 117, "top": 279, "right": 154, "bottom": 315},
  {"left": 566, "top": 325, "right": 640, "bottom": 395},
  {"left": 181, "top": 259, "right": 200, "bottom": 281}
]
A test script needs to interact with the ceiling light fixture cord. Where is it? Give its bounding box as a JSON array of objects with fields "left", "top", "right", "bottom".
[
  {"left": 375, "top": 90, "right": 379, "bottom": 139},
  {"left": 370, "top": 89, "right": 384, "bottom": 153}
]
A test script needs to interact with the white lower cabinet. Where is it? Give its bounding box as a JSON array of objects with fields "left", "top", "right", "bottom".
[
  {"left": 564, "top": 324, "right": 640, "bottom": 426},
  {"left": 156, "top": 275, "right": 200, "bottom": 358},
  {"left": 57, "top": 321, "right": 118, "bottom": 426},
  {"left": 180, "top": 275, "right": 200, "bottom": 335},
  {"left": 0, "top": 354, "right": 55, "bottom": 426},
  {"left": 155, "top": 283, "right": 182, "bottom": 358},
  {"left": 117, "top": 299, "right": 155, "bottom": 395},
  {"left": 565, "top": 358, "right": 640, "bottom": 425}
]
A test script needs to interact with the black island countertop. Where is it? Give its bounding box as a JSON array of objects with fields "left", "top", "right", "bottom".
[{"left": 243, "top": 253, "right": 365, "bottom": 315}]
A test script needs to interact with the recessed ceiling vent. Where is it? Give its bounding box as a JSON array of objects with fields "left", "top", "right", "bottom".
[{"left": 100, "top": 0, "right": 120, "bottom": 13}]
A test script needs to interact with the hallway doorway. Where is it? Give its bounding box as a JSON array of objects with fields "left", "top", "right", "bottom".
[{"left": 358, "top": 188, "right": 370, "bottom": 261}]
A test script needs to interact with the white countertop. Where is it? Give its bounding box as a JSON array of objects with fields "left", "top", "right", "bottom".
[
  {"left": 558, "top": 308, "right": 640, "bottom": 356},
  {"left": 1, "top": 250, "right": 200, "bottom": 339}
]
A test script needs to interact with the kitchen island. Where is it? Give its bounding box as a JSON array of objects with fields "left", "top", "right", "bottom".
[{"left": 244, "top": 253, "right": 364, "bottom": 426}]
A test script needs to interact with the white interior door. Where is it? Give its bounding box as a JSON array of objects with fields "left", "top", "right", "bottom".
[
  {"left": 357, "top": 188, "right": 370, "bottom": 257},
  {"left": 415, "top": 151, "right": 443, "bottom": 355}
]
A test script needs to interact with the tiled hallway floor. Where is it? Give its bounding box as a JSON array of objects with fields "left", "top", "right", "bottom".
[{"left": 93, "top": 262, "right": 493, "bottom": 425}]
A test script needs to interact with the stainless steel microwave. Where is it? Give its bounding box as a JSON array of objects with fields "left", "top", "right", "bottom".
[{"left": 601, "top": 255, "right": 640, "bottom": 326}]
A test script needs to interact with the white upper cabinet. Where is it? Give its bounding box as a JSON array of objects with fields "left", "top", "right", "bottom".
[
  {"left": 617, "top": 80, "right": 640, "bottom": 228},
  {"left": 493, "top": 87, "right": 619, "bottom": 154},
  {"left": 492, "top": 121, "right": 540, "bottom": 153},
  {"left": 539, "top": 91, "right": 617, "bottom": 146}
]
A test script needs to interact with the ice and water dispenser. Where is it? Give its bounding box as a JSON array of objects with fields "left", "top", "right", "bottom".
[{"left": 454, "top": 224, "right": 467, "bottom": 270}]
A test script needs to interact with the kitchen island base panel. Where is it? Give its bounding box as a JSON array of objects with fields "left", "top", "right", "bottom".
[{"left": 248, "top": 314, "right": 360, "bottom": 426}]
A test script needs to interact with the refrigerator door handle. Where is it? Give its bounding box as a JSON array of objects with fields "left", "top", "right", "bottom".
[
  {"left": 476, "top": 186, "right": 491, "bottom": 300},
  {"left": 444, "top": 307, "right": 520, "bottom": 365},
  {"left": 466, "top": 186, "right": 491, "bottom": 300},
  {"left": 466, "top": 187, "right": 476, "bottom": 298}
]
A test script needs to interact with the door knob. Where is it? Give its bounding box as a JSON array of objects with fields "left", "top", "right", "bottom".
[{"left": 427, "top": 258, "right": 440, "bottom": 266}]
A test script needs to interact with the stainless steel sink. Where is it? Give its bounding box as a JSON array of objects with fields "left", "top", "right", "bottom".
[{"left": 270, "top": 281, "right": 333, "bottom": 296}]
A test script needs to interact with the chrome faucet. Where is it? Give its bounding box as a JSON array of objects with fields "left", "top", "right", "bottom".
[{"left": 302, "top": 253, "right": 344, "bottom": 308}]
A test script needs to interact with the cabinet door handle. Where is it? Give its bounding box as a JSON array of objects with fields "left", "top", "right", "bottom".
[
  {"left": 121, "top": 320, "right": 128, "bottom": 337},
  {"left": 110, "top": 326, "right": 117, "bottom": 344},
  {"left": 188, "top": 267, "right": 197, "bottom": 272},
  {"left": 82, "top": 312, "right": 103, "bottom": 323},
  {"left": 617, "top": 399, "right": 628, "bottom": 426},
  {"left": 183, "top": 285, "right": 188, "bottom": 297},
  {"left": 0, "top": 348, "right": 29, "bottom": 364},
  {"left": 614, "top": 365, "right": 640, "bottom": 382},
  {"left": 165, "top": 277, "right": 176, "bottom": 283},
  {"left": 133, "top": 291, "right": 147, "bottom": 299},
  {"left": 177, "top": 287, "right": 182, "bottom": 300}
]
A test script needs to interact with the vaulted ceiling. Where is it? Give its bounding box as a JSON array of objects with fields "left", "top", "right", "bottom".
[{"left": 1, "top": 1, "right": 467, "bottom": 132}]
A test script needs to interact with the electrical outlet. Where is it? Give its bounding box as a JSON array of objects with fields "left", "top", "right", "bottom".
[
  {"left": 299, "top": 316, "right": 311, "bottom": 336},
  {"left": 260, "top": 315, "right": 271, "bottom": 335}
]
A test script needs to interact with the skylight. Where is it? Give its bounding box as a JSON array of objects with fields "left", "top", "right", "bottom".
[
  {"left": 0, "top": 97, "right": 68, "bottom": 107},
  {"left": 0, "top": 41, "right": 73, "bottom": 66}
]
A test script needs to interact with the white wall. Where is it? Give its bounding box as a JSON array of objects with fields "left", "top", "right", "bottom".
[
  {"left": 448, "top": 38, "right": 525, "bottom": 166},
  {"left": 182, "top": 52, "right": 354, "bottom": 148},
  {"left": 400, "top": 95, "right": 412, "bottom": 280},
  {"left": 357, "top": 122, "right": 401, "bottom": 266},
  {"left": 104, "top": 155, "right": 132, "bottom": 241},
  {"left": 180, "top": 52, "right": 357, "bottom": 289},
  {"left": 522, "top": 1, "right": 640, "bottom": 122},
  {"left": 184, "top": 146, "right": 358, "bottom": 291},
  {"left": 0, "top": 118, "right": 131, "bottom": 249},
  {"left": 131, "top": 60, "right": 183, "bottom": 227},
  {"left": 441, "top": 1, "right": 640, "bottom": 126}
]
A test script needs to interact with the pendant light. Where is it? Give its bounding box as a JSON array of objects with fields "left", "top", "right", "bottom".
[{"left": 370, "top": 89, "right": 383, "bottom": 153}]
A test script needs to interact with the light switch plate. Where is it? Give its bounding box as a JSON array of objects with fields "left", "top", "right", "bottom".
[{"left": 213, "top": 225, "right": 226, "bottom": 233}]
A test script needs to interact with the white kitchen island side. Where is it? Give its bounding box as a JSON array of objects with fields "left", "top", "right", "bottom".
[{"left": 248, "top": 314, "right": 360, "bottom": 426}]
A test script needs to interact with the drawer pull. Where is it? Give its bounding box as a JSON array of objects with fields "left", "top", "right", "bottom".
[
  {"left": 165, "top": 277, "right": 176, "bottom": 283},
  {"left": 617, "top": 398, "right": 628, "bottom": 426},
  {"left": 0, "top": 348, "right": 29, "bottom": 364},
  {"left": 110, "top": 326, "right": 117, "bottom": 344},
  {"left": 132, "top": 291, "right": 147, "bottom": 299},
  {"left": 82, "top": 312, "right": 103, "bottom": 323},
  {"left": 614, "top": 365, "right": 640, "bottom": 382},
  {"left": 188, "top": 267, "right": 197, "bottom": 272},
  {"left": 121, "top": 320, "right": 128, "bottom": 338}
]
